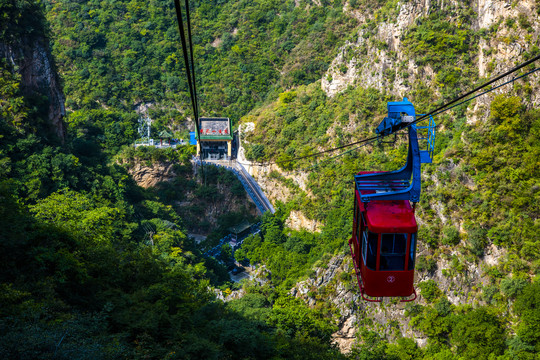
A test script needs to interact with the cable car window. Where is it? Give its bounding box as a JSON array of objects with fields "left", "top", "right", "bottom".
[
  {"left": 380, "top": 233, "right": 407, "bottom": 271},
  {"left": 362, "top": 231, "right": 367, "bottom": 266},
  {"left": 408, "top": 233, "right": 417, "bottom": 270},
  {"left": 359, "top": 212, "right": 366, "bottom": 254},
  {"left": 362, "top": 231, "right": 378, "bottom": 270}
]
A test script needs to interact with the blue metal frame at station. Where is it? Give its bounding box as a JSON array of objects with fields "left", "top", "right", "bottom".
[{"left": 355, "top": 98, "right": 436, "bottom": 203}]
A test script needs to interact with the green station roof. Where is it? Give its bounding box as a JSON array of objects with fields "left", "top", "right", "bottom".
[
  {"left": 199, "top": 135, "right": 233, "bottom": 140},
  {"left": 158, "top": 130, "right": 173, "bottom": 138}
]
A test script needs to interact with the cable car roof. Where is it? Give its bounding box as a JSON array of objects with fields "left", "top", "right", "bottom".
[{"left": 357, "top": 192, "right": 417, "bottom": 233}]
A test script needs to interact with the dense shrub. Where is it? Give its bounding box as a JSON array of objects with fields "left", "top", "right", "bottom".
[{"left": 418, "top": 280, "right": 442, "bottom": 303}]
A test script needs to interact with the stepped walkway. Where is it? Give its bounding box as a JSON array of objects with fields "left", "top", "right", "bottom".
[{"left": 198, "top": 159, "right": 275, "bottom": 214}]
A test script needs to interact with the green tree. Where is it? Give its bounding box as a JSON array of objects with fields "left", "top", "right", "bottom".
[
  {"left": 514, "top": 282, "right": 540, "bottom": 353},
  {"left": 451, "top": 308, "right": 506, "bottom": 359},
  {"left": 417, "top": 280, "right": 442, "bottom": 303},
  {"left": 30, "top": 189, "right": 131, "bottom": 244},
  {"left": 385, "top": 337, "right": 421, "bottom": 360},
  {"left": 220, "top": 243, "right": 233, "bottom": 262},
  {"left": 0, "top": 62, "right": 27, "bottom": 127},
  {"left": 261, "top": 212, "right": 285, "bottom": 244}
]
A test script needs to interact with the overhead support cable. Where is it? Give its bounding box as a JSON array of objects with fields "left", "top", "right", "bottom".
[
  {"left": 409, "top": 53, "right": 540, "bottom": 128},
  {"left": 429, "top": 66, "right": 540, "bottom": 118},
  {"left": 173, "top": 0, "right": 206, "bottom": 182},
  {"left": 173, "top": 0, "right": 200, "bottom": 139},
  {"left": 299, "top": 138, "right": 379, "bottom": 172},
  {"left": 272, "top": 135, "right": 379, "bottom": 165},
  {"left": 183, "top": 0, "right": 199, "bottom": 119},
  {"left": 248, "top": 56, "right": 540, "bottom": 168}
]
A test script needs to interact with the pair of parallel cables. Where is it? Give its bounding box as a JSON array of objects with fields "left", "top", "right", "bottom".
[
  {"left": 173, "top": 0, "right": 199, "bottom": 137},
  {"left": 272, "top": 54, "right": 540, "bottom": 169},
  {"left": 300, "top": 58, "right": 540, "bottom": 172},
  {"left": 174, "top": 0, "right": 208, "bottom": 181}
]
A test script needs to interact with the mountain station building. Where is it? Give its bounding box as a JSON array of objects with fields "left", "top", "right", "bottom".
[{"left": 197, "top": 117, "right": 233, "bottom": 160}]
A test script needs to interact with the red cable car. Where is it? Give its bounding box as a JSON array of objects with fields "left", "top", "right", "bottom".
[
  {"left": 349, "top": 98, "right": 435, "bottom": 302},
  {"left": 349, "top": 175, "right": 418, "bottom": 301}
]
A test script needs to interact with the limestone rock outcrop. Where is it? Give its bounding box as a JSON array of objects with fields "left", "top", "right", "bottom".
[
  {"left": 323, "top": 0, "right": 540, "bottom": 112},
  {"left": 127, "top": 161, "right": 177, "bottom": 189},
  {"left": 0, "top": 37, "right": 66, "bottom": 141}
]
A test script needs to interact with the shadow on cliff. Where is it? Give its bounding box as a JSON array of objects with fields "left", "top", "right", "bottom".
[{"left": 0, "top": 0, "right": 65, "bottom": 143}]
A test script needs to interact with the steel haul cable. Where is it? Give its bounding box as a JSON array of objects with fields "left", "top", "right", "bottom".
[
  {"left": 409, "top": 54, "right": 540, "bottom": 128},
  {"left": 429, "top": 66, "right": 540, "bottom": 118},
  {"left": 183, "top": 0, "right": 199, "bottom": 120},
  {"left": 245, "top": 57, "right": 540, "bottom": 168},
  {"left": 173, "top": 0, "right": 205, "bottom": 182},
  {"left": 299, "top": 138, "right": 379, "bottom": 172},
  {"left": 173, "top": 0, "right": 199, "bottom": 135}
]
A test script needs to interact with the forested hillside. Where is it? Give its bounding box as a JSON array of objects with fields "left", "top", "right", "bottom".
[
  {"left": 238, "top": 0, "right": 540, "bottom": 358},
  {"left": 45, "top": 0, "right": 356, "bottom": 127},
  {"left": 0, "top": 1, "right": 346, "bottom": 358},
  {"left": 1, "top": 0, "right": 540, "bottom": 359}
]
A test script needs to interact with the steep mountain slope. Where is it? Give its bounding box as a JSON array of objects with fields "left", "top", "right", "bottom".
[
  {"left": 5, "top": 0, "right": 538, "bottom": 358},
  {"left": 0, "top": 0, "right": 65, "bottom": 140},
  {"left": 0, "top": 2, "right": 347, "bottom": 359},
  {"left": 236, "top": 0, "right": 540, "bottom": 356},
  {"left": 45, "top": 0, "right": 356, "bottom": 125}
]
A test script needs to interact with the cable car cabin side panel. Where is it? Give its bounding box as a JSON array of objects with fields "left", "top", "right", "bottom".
[
  {"left": 359, "top": 232, "right": 416, "bottom": 298},
  {"left": 350, "top": 198, "right": 362, "bottom": 263},
  {"left": 351, "top": 183, "right": 418, "bottom": 298}
]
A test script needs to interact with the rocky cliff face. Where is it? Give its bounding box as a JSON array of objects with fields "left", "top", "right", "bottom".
[
  {"left": 238, "top": 0, "right": 540, "bottom": 232},
  {"left": 127, "top": 161, "right": 177, "bottom": 189},
  {"left": 322, "top": 0, "right": 540, "bottom": 113},
  {"left": 233, "top": 3, "right": 540, "bottom": 351},
  {"left": 0, "top": 37, "right": 66, "bottom": 140},
  {"left": 303, "top": 1, "right": 540, "bottom": 353},
  {"left": 289, "top": 242, "right": 506, "bottom": 353},
  {"left": 238, "top": 122, "right": 323, "bottom": 232},
  {"left": 125, "top": 158, "right": 258, "bottom": 234}
]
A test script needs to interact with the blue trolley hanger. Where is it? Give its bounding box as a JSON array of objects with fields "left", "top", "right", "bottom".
[{"left": 355, "top": 98, "right": 436, "bottom": 204}]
